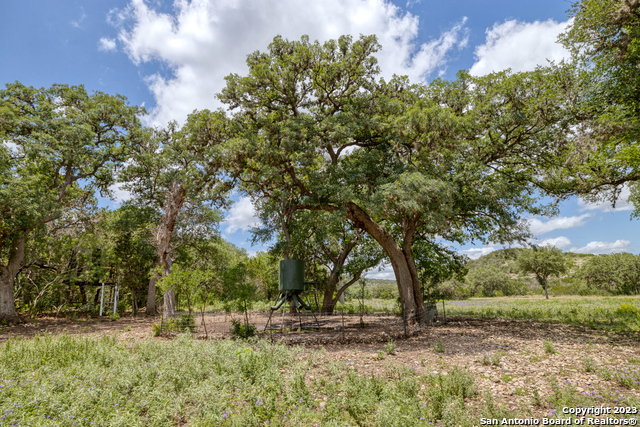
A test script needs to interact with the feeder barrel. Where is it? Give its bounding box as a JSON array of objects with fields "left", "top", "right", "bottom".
[{"left": 279, "top": 259, "right": 305, "bottom": 291}]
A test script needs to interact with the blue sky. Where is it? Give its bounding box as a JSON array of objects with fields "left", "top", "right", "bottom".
[{"left": 1, "top": 0, "right": 637, "bottom": 279}]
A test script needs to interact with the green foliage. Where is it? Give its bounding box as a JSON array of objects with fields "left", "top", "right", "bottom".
[
  {"left": 582, "top": 357, "right": 597, "bottom": 373},
  {"left": 445, "top": 295, "right": 640, "bottom": 333},
  {"left": 0, "top": 334, "right": 500, "bottom": 425},
  {"left": 230, "top": 319, "right": 257, "bottom": 339},
  {"left": 416, "top": 240, "right": 467, "bottom": 303},
  {"left": 580, "top": 253, "right": 640, "bottom": 295},
  {"left": 600, "top": 364, "right": 640, "bottom": 389},
  {"left": 0, "top": 82, "right": 145, "bottom": 320},
  {"left": 152, "top": 322, "right": 161, "bottom": 337},
  {"left": 432, "top": 339, "right": 445, "bottom": 354},
  {"left": 552, "top": 1, "right": 640, "bottom": 212},
  {"left": 384, "top": 340, "right": 396, "bottom": 355},
  {"left": 466, "top": 265, "right": 527, "bottom": 297},
  {"left": 616, "top": 303, "right": 640, "bottom": 319},
  {"left": 221, "top": 263, "right": 257, "bottom": 321},
  {"left": 220, "top": 32, "right": 579, "bottom": 319},
  {"left": 517, "top": 246, "right": 569, "bottom": 299},
  {"left": 543, "top": 340, "right": 557, "bottom": 355},
  {"left": 480, "top": 351, "right": 501, "bottom": 366},
  {"left": 246, "top": 251, "right": 279, "bottom": 301},
  {"left": 161, "top": 315, "right": 196, "bottom": 334},
  {"left": 365, "top": 281, "right": 399, "bottom": 300},
  {"left": 158, "top": 265, "right": 217, "bottom": 315}
]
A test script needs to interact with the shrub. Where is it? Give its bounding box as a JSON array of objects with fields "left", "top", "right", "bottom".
[
  {"left": 615, "top": 304, "right": 640, "bottom": 319},
  {"left": 433, "top": 339, "right": 445, "bottom": 354},
  {"left": 231, "top": 319, "right": 256, "bottom": 339},
  {"left": 543, "top": 339, "right": 557, "bottom": 354},
  {"left": 152, "top": 322, "right": 162, "bottom": 336},
  {"left": 384, "top": 339, "right": 396, "bottom": 355}
]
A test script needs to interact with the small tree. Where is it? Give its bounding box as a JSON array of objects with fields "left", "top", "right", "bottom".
[
  {"left": 517, "top": 246, "right": 569, "bottom": 299},
  {"left": 221, "top": 263, "right": 257, "bottom": 328}
]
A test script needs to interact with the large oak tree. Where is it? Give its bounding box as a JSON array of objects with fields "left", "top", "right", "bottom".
[
  {"left": 0, "top": 83, "right": 144, "bottom": 323},
  {"left": 120, "top": 110, "right": 231, "bottom": 315},
  {"left": 219, "top": 34, "right": 576, "bottom": 324}
]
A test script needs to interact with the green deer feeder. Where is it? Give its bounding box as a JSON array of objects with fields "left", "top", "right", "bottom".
[{"left": 270, "top": 259, "right": 312, "bottom": 311}]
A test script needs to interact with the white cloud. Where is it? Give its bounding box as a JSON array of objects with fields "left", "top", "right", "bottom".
[
  {"left": 570, "top": 240, "right": 631, "bottom": 255},
  {"left": 460, "top": 246, "right": 496, "bottom": 260},
  {"left": 470, "top": 19, "right": 571, "bottom": 76},
  {"left": 110, "top": 0, "right": 468, "bottom": 126},
  {"left": 578, "top": 185, "right": 634, "bottom": 212},
  {"left": 537, "top": 236, "right": 572, "bottom": 250},
  {"left": 71, "top": 7, "right": 87, "bottom": 29},
  {"left": 108, "top": 182, "right": 132, "bottom": 205},
  {"left": 524, "top": 214, "right": 591, "bottom": 236},
  {"left": 364, "top": 263, "right": 396, "bottom": 280},
  {"left": 2, "top": 141, "right": 19, "bottom": 154},
  {"left": 98, "top": 37, "right": 117, "bottom": 52},
  {"left": 223, "top": 197, "right": 261, "bottom": 234}
]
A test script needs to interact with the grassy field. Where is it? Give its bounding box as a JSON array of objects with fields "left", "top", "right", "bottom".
[
  {"left": 2, "top": 295, "right": 640, "bottom": 426},
  {"left": 1, "top": 329, "right": 639, "bottom": 426},
  {"left": 0, "top": 333, "right": 484, "bottom": 426},
  {"left": 444, "top": 295, "right": 640, "bottom": 333}
]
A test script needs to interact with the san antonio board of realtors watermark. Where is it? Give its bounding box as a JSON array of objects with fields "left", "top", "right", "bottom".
[{"left": 480, "top": 406, "right": 638, "bottom": 425}]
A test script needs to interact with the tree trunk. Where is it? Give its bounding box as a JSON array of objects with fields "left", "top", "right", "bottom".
[
  {"left": 146, "top": 259, "right": 159, "bottom": 315},
  {"left": 321, "top": 280, "right": 337, "bottom": 314},
  {"left": 0, "top": 234, "right": 26, "bottom": 324},
  {"left": 79, "top": 285, "right": 87, "bottom": 305},
  {"left": 344, "top": 202, "right": 425, "bottom": 324},
  {"left": 151, "top": 182, "right": 186, "bottom": 317},
  {"left": 543, "top": 278, "right": 549, "bottom": 300},
  {"left": 320, "top": 238, "right": 359, "bottom": 314},
  {"left": 163, "top": 289, "right": 176, "bottom": 315}
]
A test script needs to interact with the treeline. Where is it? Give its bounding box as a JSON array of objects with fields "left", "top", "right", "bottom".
[
  {"left": 2, "top": 0, "right": 640, "bottom": 324},
  {"left": 13, "top": 204, "right": 282, "bottom": 317},
  {"left": 441, "top": 249, "right": 640, "bottom": 299}
]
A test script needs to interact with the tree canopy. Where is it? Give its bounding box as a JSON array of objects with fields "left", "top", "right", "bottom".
[
  {"left": 219, "top": 34, "right": 579, "bottom": 324},
  {"left": 0, "top": 82, "right": 144, "bottom": 322},
  {"left": 517, "top": 245, "right": 569, "bottom": 299}
]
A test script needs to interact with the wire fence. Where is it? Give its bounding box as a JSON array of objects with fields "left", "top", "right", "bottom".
[{"left": 159, "top": 297, "right": 450, "bottom": 343}]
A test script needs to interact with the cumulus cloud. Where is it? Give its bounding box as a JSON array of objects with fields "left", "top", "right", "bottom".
[
  {"left": 109, "top": 0, "right": 468, "bottom": 126},
  {"left": 460, "top": 246, "right": 496, "bottom": 260},
  {"left": 524, "top": 214, "right": 591, "bottom": 236},
  {"left": 578, "top": 185, "right": 634, "bottom": 212},
  {"left": 570, "top": 240, "right": 631, "bottom": 255},
  {"left": 108, "top": 182, "right": 133, "bottom": 204},
  {"left": 223, "top": 197, "right": 261, "bottom": 235},
  {"left": 98, "top": 37, "right": 117, "bottom": 52},
  {"left": 364, "top": 263, "right": 396, "bottom": 280},
  {"left": 470, "top": 18, "right": 571, "bottom": 76},
  {"left": 536, "top": 236, "right": 572, "bottom": 250}
]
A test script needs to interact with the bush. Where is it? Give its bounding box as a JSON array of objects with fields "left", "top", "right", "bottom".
[
  {"left": 384, "top": 339, "right": 396, "bottom": 355},
  {"left": 615, "top": 304, "right": 640, "bottom": 319},
  {"left": 466, "top": 265, "right": 527, "bottom": 297},
  {"left": 79, "top": 302, "right": 99, "bottom": 316},
  {"left": 231, "top": 319, "right": 256, "bottom": 339}
]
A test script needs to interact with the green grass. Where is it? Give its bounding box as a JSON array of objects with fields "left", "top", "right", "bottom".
[
  {"left": 0, "top": 334, "right": 483, "bottom": 426},
  {"left": 445, "top": 295, "right": 640, "bottom": 332},
  {"left": 1, "top": 334, "right": 639, "bottom": 426}
]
